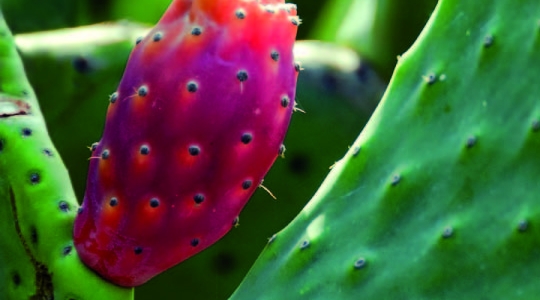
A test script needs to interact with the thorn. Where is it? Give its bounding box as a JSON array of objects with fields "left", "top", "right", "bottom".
[
  {"left": 125, "top": 86, "right": 140, "bottom": 101},
  {"left": 240, "top": 82, "right": 244, "bottom": 94},
  {"left": 278, "top": 144, "right": 286, "bottom": 158},
  {"left": 293, "top": 103, "right": 306, "bottom": 114},
  {"left": 88, "top": 156, "right": 101, "bottom": 160},
  {"left": 259, "top": 181, "right": 277, "bottom": 200},
  {"left": 289, "top": 16, "right": 302, "bottom": 26},
  {"left": 294, "top": 62, "right": 303, "bottom": 72},
  {"left": 236, "top": 70, "right": 248, "bottom": 94},
  {"left": 329, "top": 161, "right": 337, "bottom": 169}
]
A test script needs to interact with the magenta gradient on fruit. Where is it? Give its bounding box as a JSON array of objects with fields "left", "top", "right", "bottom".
[{"left": 73, "top": 0, "right": 299, "bottom": 287}]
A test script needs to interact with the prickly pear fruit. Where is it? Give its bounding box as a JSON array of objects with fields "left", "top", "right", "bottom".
[{"left": 74, "top": 0, "right": 299, "bottom": 287}]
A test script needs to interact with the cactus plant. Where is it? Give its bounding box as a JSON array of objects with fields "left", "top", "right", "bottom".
[
  {"left": 14, "top": 20, "right": 385, "bottom": 297},
  {"left": 13, "top": 0, "right": 540, "bottom": 298},
  {"left": 232, "top": 0, "right": 540, "bottom": 298}
]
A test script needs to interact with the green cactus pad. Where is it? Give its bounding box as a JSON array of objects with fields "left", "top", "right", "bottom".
[
  {"left": 0, "top": 10, "right": 133, "bottom": 299},
  {"left": 0, "top": 182, "right": 37, "bottom": 300},
  {"left": 232, "top": 0, "right": 540, "bottom": 298}
]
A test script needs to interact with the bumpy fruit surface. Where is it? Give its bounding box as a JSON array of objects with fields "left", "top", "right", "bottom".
[{"left": 74, "top": 0, "right": 299, "bottom": 287}]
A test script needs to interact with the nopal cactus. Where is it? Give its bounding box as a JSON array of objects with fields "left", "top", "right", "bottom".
[
  {"left": 13, "top": 22, "right": 385, "bottom": 298},
  {"left": 74, "top": 0, "right": 300, "bottom": 287},
  {"left": 232, "top": 0, "right": 540, "bottom": 298},
  {"left": 0, "top": 9, "right": 132, "bottom": 300},
  {"left": 7, "top": 0, "right": 540, "bottom": 298}
]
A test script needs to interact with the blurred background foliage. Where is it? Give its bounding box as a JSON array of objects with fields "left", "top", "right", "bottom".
[
  {"left": 4, "top": 0, "right": 437, "bottom": 298},
  {"left": 3, "top": 0, "right": 437, "bottom": 78},
  {"left": 2, "top": 0, "right": 315, "bottom": 38}
]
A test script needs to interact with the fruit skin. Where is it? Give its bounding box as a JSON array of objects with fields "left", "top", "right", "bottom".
[
  {"left": 232, "top": 0, "right": 540, "bottom": 298},
  {"left": 74, "top": 0, "right": 299, "bottom": 287},
  {"left": 0, "top": 9, "right": 133, "bottom": 300}
]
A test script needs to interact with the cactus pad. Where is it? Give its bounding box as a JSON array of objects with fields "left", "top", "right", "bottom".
[{"left": 232, "top": 0, "right": 540, "bottom": 298}]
